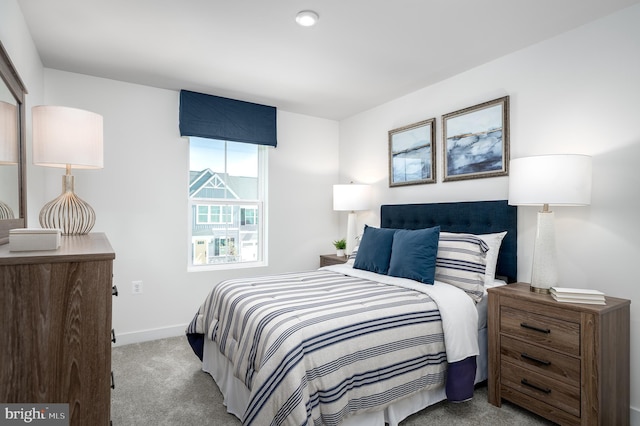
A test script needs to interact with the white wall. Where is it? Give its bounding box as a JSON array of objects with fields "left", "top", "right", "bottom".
[
  {"left": 41, "top": 69, "right": 340, "bottom": 343},
  {"left": 3, "top": 0, "right": 343, "bottom": 345},
  {"left": 4, "top": 0, "right": 341, "bottom": 348},
  {"left": 339, "top": 4, "right": 640, "bottom": 419},
  {"left": 4, "top": 0, "right": 639, "bottom": 420}
]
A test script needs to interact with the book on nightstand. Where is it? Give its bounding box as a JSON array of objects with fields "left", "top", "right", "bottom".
[{"left": 550, "top": 287, "right": 606, "bottom": 305}]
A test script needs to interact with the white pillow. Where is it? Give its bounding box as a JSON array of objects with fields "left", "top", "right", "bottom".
[{"left": 478, "top": 231, "right": 507, "bottom": 286}]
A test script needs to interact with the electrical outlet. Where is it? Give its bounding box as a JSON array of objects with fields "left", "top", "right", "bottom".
[{"left": 132, "top": 280, "right": 143, "bottom": 294}]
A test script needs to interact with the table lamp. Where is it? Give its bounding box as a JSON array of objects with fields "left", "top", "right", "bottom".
[
  {"left": 333, "top": 183, "right": 371, "bottom": 255},
  {"left": 508, "top": 154, "right": 592, "bottom": 293},
  {"left": 32, "top": 105, "right": 103, "bottom": 235}
]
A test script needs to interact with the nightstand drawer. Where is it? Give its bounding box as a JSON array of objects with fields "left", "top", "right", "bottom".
[
  {"left": 500, "top": 335, "right": 580, "bottom": 386},
  {"left": 501, "top": 361, "right": 580, "bottom": 417},
  {"left": 500, "top": 305, "right": 580, "bottom": 356}
]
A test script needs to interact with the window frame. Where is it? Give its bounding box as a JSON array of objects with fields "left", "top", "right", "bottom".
[{"left": 188, "top": 139, "right": 268, "bottom": 271}]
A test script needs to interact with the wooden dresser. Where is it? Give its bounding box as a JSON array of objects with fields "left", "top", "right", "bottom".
[
  {"left": 0, "top": 233, "right": 115, "bottom": 425},
  {"left": 487, "top": 283, "right": 630, "bottom": 426}
]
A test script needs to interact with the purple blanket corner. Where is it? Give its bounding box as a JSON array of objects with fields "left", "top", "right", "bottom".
[{"left": 445, "top": 356, "right": 477, "bottom": 402}]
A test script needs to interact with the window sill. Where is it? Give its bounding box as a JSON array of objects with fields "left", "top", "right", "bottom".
[{"left": 187, "top": 260, "right": 267, "bottom": 273}]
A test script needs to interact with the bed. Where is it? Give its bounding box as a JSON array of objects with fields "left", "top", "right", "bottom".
[{"left": 186, "top": 200, "right": 517, "bottom": 426}]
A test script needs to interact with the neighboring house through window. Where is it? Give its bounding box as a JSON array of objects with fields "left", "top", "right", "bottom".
[{"left": 188, "top": 137, "right": 266, "bottom": 269}]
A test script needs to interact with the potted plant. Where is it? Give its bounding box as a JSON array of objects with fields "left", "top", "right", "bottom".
[{"left": 333, "top": 239, "right": 347, "bottom": 257}]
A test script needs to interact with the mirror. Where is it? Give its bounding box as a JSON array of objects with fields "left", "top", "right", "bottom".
[{"left": 0, "top": 41, "right": 27, "bottom": 244}]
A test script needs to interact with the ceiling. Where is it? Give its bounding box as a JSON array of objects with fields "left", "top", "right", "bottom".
[{"left": 17, "top": 0, "right": 640, "bottom": 120}]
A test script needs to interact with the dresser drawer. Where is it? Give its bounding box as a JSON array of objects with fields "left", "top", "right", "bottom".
[
  {"left": 501, "top": 361, "right": 580, "bottom": 417},
  {"left": 500, "top": 335, "right": 580, "bottom": 386},
  {"left": 500, "top": 305, "right": 580, "bottom": 356}
]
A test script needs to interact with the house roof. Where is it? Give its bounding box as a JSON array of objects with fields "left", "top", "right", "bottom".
[{"left": 189, "top": 169, "right": 258, "bottom": 200}]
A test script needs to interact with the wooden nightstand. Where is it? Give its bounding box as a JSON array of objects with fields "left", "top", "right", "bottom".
[
  {"left": 319, "top": 253, "right": 349, "bottom": 267},
  {"left": 487, "top": 283, "right": 630, "bottom": 426}
]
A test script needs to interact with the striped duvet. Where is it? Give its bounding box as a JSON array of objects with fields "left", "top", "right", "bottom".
[{"left": 186, "top": 265, "right": 478, "bottom": 426}]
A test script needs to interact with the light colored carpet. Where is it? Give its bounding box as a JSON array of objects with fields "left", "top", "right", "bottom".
[{"left": 111, "top": 336, "right": 555, "bottom": 425}]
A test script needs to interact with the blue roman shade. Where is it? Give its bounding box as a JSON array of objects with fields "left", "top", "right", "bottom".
[{"left": 179, "top": 90, "right": 277, "bottom": 147}]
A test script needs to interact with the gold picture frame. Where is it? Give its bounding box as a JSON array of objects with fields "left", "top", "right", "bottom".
[{"left": 442, "top": 96, "right": 509, "bottom": 182}]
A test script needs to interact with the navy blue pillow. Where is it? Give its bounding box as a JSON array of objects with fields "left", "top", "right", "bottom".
[
  {"left": 388, "top": 226, "right": 440, "bottom": 284},
  {"left": 353, "top": 225, "right": 397, "bottom": 274}
]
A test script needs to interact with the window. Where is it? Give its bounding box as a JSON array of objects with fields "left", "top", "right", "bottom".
[
  {"left": 241, "top": 207, "right": 257, "bottom": 226},
  {"left": 189, "top": 137, "right": 266, "bottom": 269},
  {"left": 196, "top": 205, "right": 233, "bottom": 225}
]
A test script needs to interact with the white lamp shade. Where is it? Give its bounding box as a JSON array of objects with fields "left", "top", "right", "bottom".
[
  {"left": 32, "top": 105, "right": 104, "bottom": 169},
  {"left": 0, "top": 100, "right": 18, "bottom": 164},
  {"left": 508, "top": 154, "right": 592, "bottom": 206},
  {"left": 333, "top": 184, "right": 371, "bottom": 211}
]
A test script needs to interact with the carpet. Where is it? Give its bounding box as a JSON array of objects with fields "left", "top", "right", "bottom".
[{"left": 111, "top": 336, "right": 554, "bottom": 425}]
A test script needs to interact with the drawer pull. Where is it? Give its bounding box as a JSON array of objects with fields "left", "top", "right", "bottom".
[
  {"left": 111, "top": 371, "right": 115, "bottom": 389},
  {"left": 112, "top": 285, "right": 119, "bottom": 297},
  {"left": 521, "top": 378, "right": 551, "bottom": 394},
  {"left": 111, "top": 329, "right": 116, "bottom": 344},
  {"left": 520, "top": 322, "right": 550, "bottom": 334},
  {"left": 521, "top": 352, "right": 551, "bottom": 366}
]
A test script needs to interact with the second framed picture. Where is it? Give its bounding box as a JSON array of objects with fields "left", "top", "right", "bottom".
[
  {"left": 442, "top": 96, "right": 510, "bottom": 182},
  {"left": 388, "top": 118, "right": 436, "bottom": 187}
]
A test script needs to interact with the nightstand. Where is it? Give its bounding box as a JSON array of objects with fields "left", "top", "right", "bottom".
[
  {"left": 319, "top": 253, "right": 349, "bottom": 267},
  {"left": 487, "top": 283, "right": 630, "bottom": 426}
]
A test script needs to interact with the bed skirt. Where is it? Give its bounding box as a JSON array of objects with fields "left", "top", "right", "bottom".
[{"left": 199, "top": 327, "right": 488, "bottom": 426}]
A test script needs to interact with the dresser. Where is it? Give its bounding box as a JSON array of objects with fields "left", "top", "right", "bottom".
[
  {"left": 487, "top": 283, "right": 630, "bottom": 426},
  {"left": 0, "top": 233, "right": 115, "bottom": 425}
]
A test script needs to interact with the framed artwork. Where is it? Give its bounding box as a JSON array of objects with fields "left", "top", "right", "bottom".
[
  {"left": 388, "top": 118, "right": 436, "bottom": 187},
  {"left": 442, "top": 96, "right": 509, "bottom": 182}
]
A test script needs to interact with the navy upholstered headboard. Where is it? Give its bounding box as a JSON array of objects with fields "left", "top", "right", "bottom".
[{"left": 380, "top": 200, "right": 517, "bottom": 283}]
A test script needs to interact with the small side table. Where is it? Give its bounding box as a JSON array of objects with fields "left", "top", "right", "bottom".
[{"left": 320, "top": 253, "right": 349, "bottom": 267}]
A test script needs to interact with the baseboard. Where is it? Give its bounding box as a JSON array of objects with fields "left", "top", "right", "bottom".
[
  {"left": 631, "top": 405, "right": 640, "bottom": 426},
  {"left": 113, "top": 324, "right": 188, "bottom": 347}
]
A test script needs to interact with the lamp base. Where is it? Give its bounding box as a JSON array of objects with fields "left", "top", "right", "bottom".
[
  {"left": 346, "top": 212, "right": 358, "bottom": 255},
  {"left": 0, "top": 200, "right": 14, "bottom": 220},
  {"left": 530, "top": 210, "right": 558, "bottom": 294},
  {"left": 530, "top": 286, "right": 551, "bottom": 295},
  {"left": 39, "top": 174, "right": 95, "bottom": 235}
]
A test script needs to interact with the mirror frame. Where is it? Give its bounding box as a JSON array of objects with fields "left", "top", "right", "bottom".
[{"left": 0, "top": 41, "right": 28, "bottom": 244}]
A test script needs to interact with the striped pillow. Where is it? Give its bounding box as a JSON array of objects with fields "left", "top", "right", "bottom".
[
  {"left": 435, "top": 233, "right": 489, "bottom": 302},
  {"left": 347, "top": 247, "right": 358, "bottom": 264}
]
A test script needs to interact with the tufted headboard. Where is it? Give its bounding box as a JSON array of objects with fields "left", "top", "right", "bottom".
[{"left": 380, "top": 200, "right": 517, "bottom": 283}]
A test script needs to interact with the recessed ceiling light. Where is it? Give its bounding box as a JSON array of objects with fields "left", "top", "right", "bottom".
[{"left": 295, "top": 10, "right": 319, "bottom": 27}]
